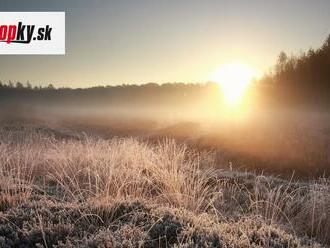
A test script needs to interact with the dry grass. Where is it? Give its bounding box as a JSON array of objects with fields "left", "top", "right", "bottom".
[{"left": 0, "top": 126, "right": 329, "bottom": 247}]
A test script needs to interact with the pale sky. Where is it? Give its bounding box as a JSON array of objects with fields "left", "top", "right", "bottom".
[{"left": 0, "top": 0, "right": 330, "bottom": 88}]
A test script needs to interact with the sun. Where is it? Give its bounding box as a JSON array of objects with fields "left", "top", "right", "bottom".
[{"left": 210, "top": 62, "right": 259, "bottom": 106}]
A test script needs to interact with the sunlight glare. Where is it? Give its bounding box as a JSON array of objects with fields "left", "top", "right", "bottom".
[{"left": 210, "top": 63, "right": 258, "bottom": 106}]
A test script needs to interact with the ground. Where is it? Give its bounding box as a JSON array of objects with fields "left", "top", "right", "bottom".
[{"left": 0, "top": 124, "right": 328, "bottom": 247}]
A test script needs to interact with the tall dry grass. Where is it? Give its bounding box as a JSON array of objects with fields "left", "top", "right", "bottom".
[{"left": 0, "top": 126, "right": 329, "bottom": 246}]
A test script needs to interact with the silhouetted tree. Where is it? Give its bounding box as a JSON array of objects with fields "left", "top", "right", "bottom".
[
  {"left": 16, "top": 82, "right": 24, "bottom": 89},
  {"left": 26, "top": 81, "right": 32, "bottom": 89},
  {"left": 47, "top": 84, "right": 55, "bottom": 90},
  {"left": 263, "top": 34, "right": 330, "bottom": 106}
]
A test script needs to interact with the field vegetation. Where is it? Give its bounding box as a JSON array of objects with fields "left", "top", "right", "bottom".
[{"left": 0, "top": 125, "right": 329, "bottom": 247}]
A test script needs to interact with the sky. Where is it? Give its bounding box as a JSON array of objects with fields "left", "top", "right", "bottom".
[{"left": 0, "top": 0, "right": 329, "bottom": 88}]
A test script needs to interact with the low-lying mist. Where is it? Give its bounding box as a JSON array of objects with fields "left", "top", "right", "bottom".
[{"left": 1, "top": 85, "right": 330, "bottom": 179}]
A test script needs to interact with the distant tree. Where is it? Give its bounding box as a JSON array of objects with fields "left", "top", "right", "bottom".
[
  {"left": 15, "top": 82, "right": 24, "bottom": 89},
  {"left": 26, "top": 81, "right": 32, "bottom": 89},
  {"left": 275, "top": 51, "right": 288, "bottom": 76},
  {"left": 47, "top": 84, "right": 55, "bottom": 90},
  {"left": 322, "top": 34, "right": 330, "bottom": 50}
]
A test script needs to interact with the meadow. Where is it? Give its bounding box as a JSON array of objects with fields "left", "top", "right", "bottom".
[
  {"left": 0, "top": 120, "right": 329, "bottom": 247},
  {"left": 1, "top": 7, "right": 329, "bottom": 248},
  {"left": 2, "top": 61, "right": 330, "bottom": 246},
  {"left": 0, "top": 2, "right": 329, "bottom": 246}
]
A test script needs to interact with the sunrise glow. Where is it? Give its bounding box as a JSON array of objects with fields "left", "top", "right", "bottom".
[{"left": 210, "top": 63, "right": 259, "bottom": 106}]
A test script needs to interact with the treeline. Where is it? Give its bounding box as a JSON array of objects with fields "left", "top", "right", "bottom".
[
  {"left": 0, "top": 80, "right": 55, "bottom": 90},
  {"left": 260, "top": 34, "right": 330, "bottom": 107},
  {"left": 0, "top": 81, "right": 220, "bottom": 108}
]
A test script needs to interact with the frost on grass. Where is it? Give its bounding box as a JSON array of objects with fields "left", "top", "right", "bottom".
[
  {"left": 0, "top": 126, "right": 327, "bottom": 247},
  {"left": 0, "top": 198, "right": 319, "bottom": 248}
]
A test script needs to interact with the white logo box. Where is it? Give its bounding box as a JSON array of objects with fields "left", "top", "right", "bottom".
[{"left": 0, "top": 12, "right": 65, "bottom": 55}]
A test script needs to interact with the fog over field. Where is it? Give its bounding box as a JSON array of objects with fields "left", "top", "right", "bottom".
[
  {"left": 1, "top": 2, "right": 330, "bottom": 246},
  {"left": 2, "top": 81, "right": 330, "bottom": 179},
  {"left": 1, "top": 82, "right": 330, "bottom": 246}
]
